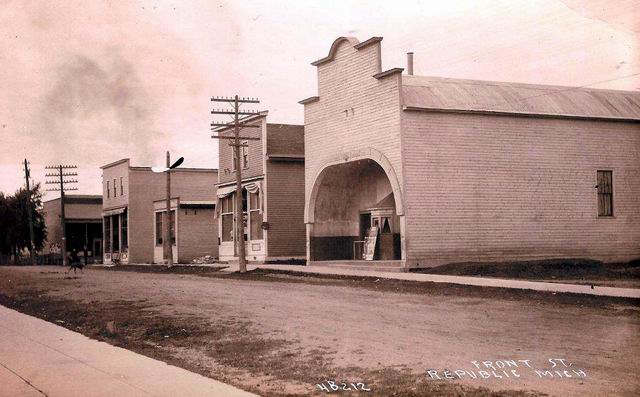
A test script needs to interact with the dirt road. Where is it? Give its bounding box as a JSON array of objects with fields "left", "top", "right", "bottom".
[{"left": 0, "top": 266, "right": 638, "bottom": 396}]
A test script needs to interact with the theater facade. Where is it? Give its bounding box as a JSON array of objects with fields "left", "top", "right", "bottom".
[{"left": 300, "top": 36, "right": 640, "bottom": 269}]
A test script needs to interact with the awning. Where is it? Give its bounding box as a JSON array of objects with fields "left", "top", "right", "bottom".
[
  {"left": 214, "top": 181, "right": 263, "bottom": 218},
  {"left": 102, "top": 207, "right": 126, "bottom": 217},
  {"left": 216, "top": 181, "right": 262, "bottom": 197},
  {"left": 245, "top": 182, "right": 260, "bottom": 193},
  {"left": 216, "top": 185, "right": 236, "bottom": 198}
]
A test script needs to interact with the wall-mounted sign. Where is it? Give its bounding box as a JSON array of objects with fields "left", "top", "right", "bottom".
[{"left": 362, "top": 226, "right": 378, "bottom": 261}]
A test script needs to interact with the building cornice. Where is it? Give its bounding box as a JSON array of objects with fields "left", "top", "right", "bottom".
[
  {"left": 298, "top": 96, "right": 319, "bottom": 105},
  {"left": 100, "top": 158, "right": 129, "bottom": 169},
  {"left": 216, "top": 175, "right": 264, "bottom": 188},
  {"left": 373, "top": 68, "right": 404, "bottom": 80}
]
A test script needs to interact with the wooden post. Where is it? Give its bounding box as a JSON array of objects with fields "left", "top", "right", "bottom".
[
  {"left": 234, "top": 96, "right": 248, "bottom": 273},
  {"left": 165, "top": 151, "right": 173, "bottom": 267},
  {"left": 24, "top": 159, "right": 36, "bottom": 265}
]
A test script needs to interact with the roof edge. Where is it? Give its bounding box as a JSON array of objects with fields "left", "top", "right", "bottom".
[
  {"left": 311, "top": 36, "right": 360, "bottom": 66},
  {"left": 100, "top": 158, "right": 129, "bottom": 169},
  {"left": 354, "top": 36, "right": 383, "bottom": 50},
  {"left": 212, "top": 111, "right": 267, "bottom": 133},
  {"left": 129, "top": 166, "right": 218, "bottom": 173},
  {"left": 374, "top": 68, "right": 404, "bottom": 79},
  {"left": 299, "top": 96, "right": 319, "bottom": 105},
  {"left": 403, "top": 106, "right": 640, "bottom": 123}
]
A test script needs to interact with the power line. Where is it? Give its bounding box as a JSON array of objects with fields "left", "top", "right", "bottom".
[
  {"left": 45, "top": 164, "right": 78, "bottom": 267},
  {"left": 23, "top": 159, "right": 36, "bottom": 265},
  {"left": 211, "top": 95, "right": 264, "bottom": 273}
]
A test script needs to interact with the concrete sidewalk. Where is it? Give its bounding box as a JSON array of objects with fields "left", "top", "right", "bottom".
[
  {"left": 0, "top": 306, "right": 257, "bottom": 397},
  {"left": 222, "top": 263, "right": 640, "bottom": 299}
]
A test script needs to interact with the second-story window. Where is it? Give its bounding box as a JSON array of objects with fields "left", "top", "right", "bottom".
[
  {"left": 113, "top": 178, "right": 117, "bottom": 197},
  {"left": 242, "top": 141, "right": 249, "bottom": 169},
  {"left": 106, "top": 181, "right": 110, "bottom": 199},
  {"left": 231, "top": 147, "right": 237, "bottom": 172},
  {"left": 120, "top": 177, "right": 124, "bottom": 196}
]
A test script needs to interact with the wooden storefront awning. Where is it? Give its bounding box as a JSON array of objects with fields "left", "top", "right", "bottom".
[{"left": 102, "top": 207, "right": 126, "bottom": 217}]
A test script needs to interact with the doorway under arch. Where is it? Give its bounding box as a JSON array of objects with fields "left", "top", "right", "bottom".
[{"left": 307, "top": 158, "right": 403, "bottom": 262}]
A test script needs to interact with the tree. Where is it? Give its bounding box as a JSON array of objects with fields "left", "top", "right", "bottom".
[
  {"left": 0, "top": 184, "right": 47, "bottom": 258},
  {"left": 0, "top": 192, "right": 11, "bottom": 255}
]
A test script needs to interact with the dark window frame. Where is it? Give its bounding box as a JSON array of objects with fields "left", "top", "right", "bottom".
[
  {"left": 155, "top": 211, "right": 163, "bottom": 246},
  {"left": 597, "top": 170, "right": 613, "bottom": 217},
  {"left": 242, "top": 141, "right": 249, "bottom": 169}
]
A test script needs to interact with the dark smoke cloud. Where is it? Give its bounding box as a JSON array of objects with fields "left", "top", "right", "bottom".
[{"left": 37, "top": 53, "right": 165, "bottom": 164}]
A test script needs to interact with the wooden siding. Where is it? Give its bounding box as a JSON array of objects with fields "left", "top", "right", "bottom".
[
  {"left": 103, "top": 164, "right": 217, "bottom": 264},
  {"left": 177, "top": 207, "right": 218, "bottom": 262},
  {"left": 303, "top": 39, "right": 404, "bottom": 214},
  {"left": 218, "top": 120, "right": 265, "bottom": 185},
  {"left": 265, "top": 161, "right": 306, "bottom": 258},
  {"left": 401, "top": 110, "right": 640, "bottom": 265}
]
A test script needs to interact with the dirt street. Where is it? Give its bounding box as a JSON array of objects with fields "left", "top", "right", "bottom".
[{"left": 0, "top": 266, "right": 638, "bottom": 397}]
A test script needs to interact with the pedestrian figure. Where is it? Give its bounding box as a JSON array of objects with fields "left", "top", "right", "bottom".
[{"left": 67, "top": 249, "right": 84, "bottom": 273}]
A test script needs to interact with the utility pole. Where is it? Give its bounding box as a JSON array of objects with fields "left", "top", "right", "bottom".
[
  {"left": 211, "top": 95, "right": 262, "bottom": 273},
  {"left": 45, "top": 165, "right": 78, "bottom": 267},
  {"left": 165, "top": 151, "right": 173, "bottom": 267},
  {"left": 23, "top": 159, "right": 36, "bottom": 265}
]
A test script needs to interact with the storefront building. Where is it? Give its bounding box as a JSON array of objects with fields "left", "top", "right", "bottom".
[
  {"left": 215, "top": 114, "right": 305, "bottom": 262},
  {"left": 101, "top": 158, "right": 218, "bottom": 264},
  {"left": 300, "top": 36, "right": 640, "bottom": 269},
  {"left": 42, "top": 194, "right": 103, "bottom": 263}
]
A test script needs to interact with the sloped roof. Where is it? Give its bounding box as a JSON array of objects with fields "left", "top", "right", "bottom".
[
  {"left": 266, "top": 124, "right": 304, "bottom": 157},
  {"left": 44, "top": 194, "right": 102, "bottom": 204},
  {"left": 403, "top": 75, "right": 640, "bottom": 121}
]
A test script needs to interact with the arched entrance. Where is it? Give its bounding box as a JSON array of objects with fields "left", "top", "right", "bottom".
[{"left": 306, "top": 155, "right": 405, "bottom": 263}]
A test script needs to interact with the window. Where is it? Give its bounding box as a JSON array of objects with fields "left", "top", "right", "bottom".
[
  {"left": 112, "top": 215, "right": 120, "bottom": 251},
  {"left": 120, "top": 177, "right": 124, "bottom": 196},
  {"left": 121, "top": 212, "right": 128, "bottom": 250},
  {"left": 106, "top": 181, "right": 110, "bottom": 199},
  {"left": 231, "top": 146, "right": 237, "bottom": 172},
  {"left": 241, "top": 189, "right": 248, "bottom": 240},
  {"left": 221, "top": 195, "right": 234, "bottom": 242},
  {"left": 242, "top": 141, "right": 249, "bottom": 169},
  {"left": 113, "top": 178, "right": 117, "bottom": 197},
  {"left": 104, "top": 217, "right": 111, "bottom": 252},
  {"left": 155, "top": 212, "right": 163, "bottom": 246},
  {"left": 597, "top": 170, "right": 613, "bottom": 216},
  {"left": 231, "top": 143, "right": 249, "bottom": 171},
  {"left": 169, "top": 210, "right": 176, "bottom": 245},
  {"left": 249, "top": 191, "right": 263, "bottom": 240}
]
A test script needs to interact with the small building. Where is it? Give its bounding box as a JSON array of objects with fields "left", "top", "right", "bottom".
[
  {"left": 42, "top": 194, "right": 103, "bottom": 263},
  {"left": 101, "top": 159, "right": 218, "bottom": 264},
  {"left": 152, "top": 198, "right": 217, "bottom": 264},
  {"left": 215, "top": 114, "right": 305, "bottom": 262},
  {"left": 300, "top": 36, "right": 640, "bottom": 269}
]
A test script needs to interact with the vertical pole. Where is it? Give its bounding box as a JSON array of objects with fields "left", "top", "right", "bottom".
[
  {"left": 84, "top": 223, "right": 88, "bottom": 266},
  {"left": 24, "top": 159, "right": 36, "bottom": 265},
  {"left": 234, "top": 95, "right": 247, "bottom": 273},
  {"left": 165, "top": 151, "right": 173, "bottom": 267},
  {"left": 59, "top": 165, "right": 67, "bottom": 267}
]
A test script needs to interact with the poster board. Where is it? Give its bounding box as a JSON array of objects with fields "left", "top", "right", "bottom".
[{"left": 362, "top": 226, "right": 378, "bottom": 261}]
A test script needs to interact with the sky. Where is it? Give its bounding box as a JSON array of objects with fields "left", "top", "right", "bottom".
[{"left": 1, "top": 0, "right": 638, "bottom": 199}]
